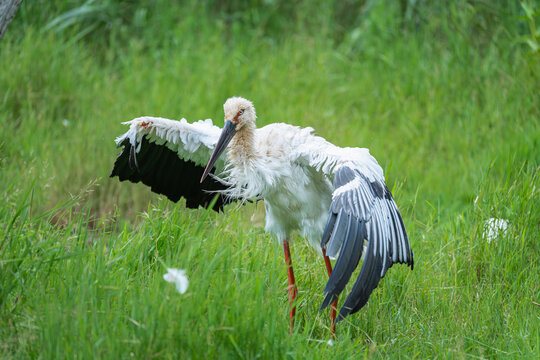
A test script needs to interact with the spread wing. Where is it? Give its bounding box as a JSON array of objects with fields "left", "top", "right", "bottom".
[
  {"left": 295, "top": 136, "right": 414, "bottom": 321},
  {"left": 110, "top": 116, "right": 234, "bottom": 211}
]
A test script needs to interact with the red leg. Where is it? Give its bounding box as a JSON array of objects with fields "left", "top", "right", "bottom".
[
  {"left": 322, "top": 248, "right": 338, "bottom": 338},
  {"left": 283, "top": 239, "right": 298, "bottom": 334}
]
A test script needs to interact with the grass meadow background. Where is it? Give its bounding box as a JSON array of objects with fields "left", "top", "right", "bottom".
[{"left": 1, "top": 0, "right": 539, "bottom": 358}]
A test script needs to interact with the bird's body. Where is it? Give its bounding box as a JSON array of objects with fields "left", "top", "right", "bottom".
[
  {"left": 111, "top": 97, "right": 413, "bottom": 330},
  {"left": 226, "top": 122, "right": 333, "bottom": 249}
]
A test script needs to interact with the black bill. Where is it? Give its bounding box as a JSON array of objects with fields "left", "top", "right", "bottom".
[{"left": 200, "top": 120, "right": 236, "bottom": 183}]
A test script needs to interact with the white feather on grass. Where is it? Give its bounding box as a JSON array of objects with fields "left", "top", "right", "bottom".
[
  {"left": 163, "top": 268, "right": 189, "bottom": 294},
  {"left": 483, "top": 218, "right": 509, "bottom": 243}
]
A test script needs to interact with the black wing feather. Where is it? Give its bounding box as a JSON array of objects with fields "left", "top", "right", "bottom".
[
  {"left": 320, "top": 165, "right": 413, "bottom": 321},
  {"left": 321, "top": 211, "right": 337, "bottom": 248},
  {"left": 320, "top": 216, "right": 364, "bottom": 310},
  {"left": 111, "top": 136, "right": 233, "bottom": 211}
]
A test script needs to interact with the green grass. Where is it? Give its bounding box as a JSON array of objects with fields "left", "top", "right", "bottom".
[{"left": 1, "top": 1, "right": 539, "bottom": 358}]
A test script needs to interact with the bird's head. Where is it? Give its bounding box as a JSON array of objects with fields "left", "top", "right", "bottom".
[
  {"left": 223, "top": 96, "right": 257, "bottom": 131},
  {"left": 200, "top": 97, "right": 256, "bottom": 183}
]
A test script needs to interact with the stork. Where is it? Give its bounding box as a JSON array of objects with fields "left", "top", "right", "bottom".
[{"left": 110, "top": 97, "right": 414, "bottom": 336}]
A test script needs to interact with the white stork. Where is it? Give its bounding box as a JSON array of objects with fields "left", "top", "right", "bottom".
[{"left": 110, "top": 97, "right": 414, "bottom": 336}]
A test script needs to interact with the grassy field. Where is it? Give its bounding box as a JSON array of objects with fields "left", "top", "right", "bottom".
[{"left": 1, "top": 1, "right": 539, "bottom": 358}]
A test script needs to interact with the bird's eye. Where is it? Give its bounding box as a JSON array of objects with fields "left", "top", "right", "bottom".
[{"left": 238, "top": 109, "right": 244, "bottom": 115}]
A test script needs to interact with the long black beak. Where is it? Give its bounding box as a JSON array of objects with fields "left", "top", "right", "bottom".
[{"left": 200, "top": 120, "right": 236, "bottom": 183}]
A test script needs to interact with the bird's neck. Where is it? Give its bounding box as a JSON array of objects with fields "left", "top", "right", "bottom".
[
  {"left": 223, "top": 123, "right": 264, "bottom": 201},
  {"left": 228, "top": 123, "right": 258, "bottom": 165}
]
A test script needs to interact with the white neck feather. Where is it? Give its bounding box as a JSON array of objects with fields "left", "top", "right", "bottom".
[
  {"left": 227, "top": 122, "right": 257, "bottom": 166},
  {"left": 222, "top": 123, "right": 265, "bottom": 201}
]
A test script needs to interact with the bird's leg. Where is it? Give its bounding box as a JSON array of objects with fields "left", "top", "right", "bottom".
[
  {"left": 283, "top": 239, "right": 298, "bottom": 334},
  {"left": 322, "top": 248, "right": 338, "bottom": 339}
]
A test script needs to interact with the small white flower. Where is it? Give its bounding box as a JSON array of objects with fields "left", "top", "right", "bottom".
[
  {"left": 62, "top": 119, "right": 70, "bottom": 127},
  {"left": 327, "top": 339, "right": 334, "bottom": 346},
  {"left": 483, "top": 218, "right": 508, "bottom": 243},
  {"left": 163, "top": 268, "right": 189, "bottom": 294}
]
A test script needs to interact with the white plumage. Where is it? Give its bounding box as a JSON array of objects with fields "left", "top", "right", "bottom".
[
  {"left": 111, "top": 96, "right": 413, "bottom": 328},
  {"left": 116, "top": 117, "right": 222, "bottom": 169}
]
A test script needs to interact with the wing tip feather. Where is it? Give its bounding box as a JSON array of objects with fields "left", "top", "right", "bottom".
[{"left": 319, "top": 164, "right": 414, "bottom": 322}]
